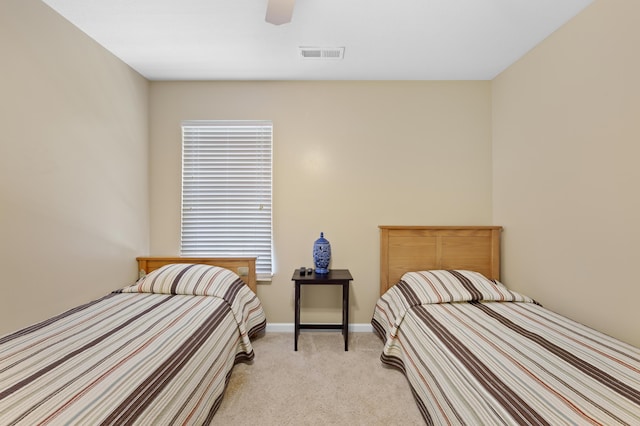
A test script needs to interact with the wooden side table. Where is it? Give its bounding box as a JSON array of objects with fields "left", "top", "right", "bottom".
[{"left": 291, "top": 269, "right": 353, "bottom": 351}]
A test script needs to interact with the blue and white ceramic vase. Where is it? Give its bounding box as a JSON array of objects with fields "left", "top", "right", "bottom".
[{"left": 313, "top": 232, "right": 331, "bottom": 274}]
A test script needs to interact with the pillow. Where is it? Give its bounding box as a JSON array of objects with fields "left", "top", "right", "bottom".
[
  {"left": 398, "top": 270, "right": 535, "bottom": 305},
  {"left": 120, "top": 263, "right": 243, "bottom": 297}
]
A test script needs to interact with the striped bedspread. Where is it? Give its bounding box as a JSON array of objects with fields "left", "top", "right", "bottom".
[
  {"left": 0, "top": 265, "right": 266, "bottom": 425},
  {"left": 372, "top": 270, "right": 640, "bottom": 425}
]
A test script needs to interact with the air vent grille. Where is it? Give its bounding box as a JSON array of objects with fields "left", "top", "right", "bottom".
[{"left": 299, "top": 47, "right": 345, "bottom": 60}]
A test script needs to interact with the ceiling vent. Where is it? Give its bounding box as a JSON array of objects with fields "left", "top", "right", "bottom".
[{"left": 299, "top": 47, "right": 345, "bottom": 60}]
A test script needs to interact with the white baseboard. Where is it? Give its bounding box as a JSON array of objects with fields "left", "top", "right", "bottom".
[{"left": 265, "top": 323, "right": 374, "bottom": 333}]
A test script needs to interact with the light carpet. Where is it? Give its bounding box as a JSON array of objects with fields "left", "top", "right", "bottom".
[{"left": 214, "top": 332, "right": 424, "bottom": 425}]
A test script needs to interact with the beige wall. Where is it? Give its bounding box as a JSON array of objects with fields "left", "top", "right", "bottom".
[
  {"left": 6, "top": 0, "right": 634, "bottom": 348},
  {"left": 149, "top": 81, "right": 493, "bottom": 325},
  {"left": 0, "top": 0, "right": 149, "bottom": 335},
  {"left": 492, "top": 0, "right": 640, "bottom": 346}
]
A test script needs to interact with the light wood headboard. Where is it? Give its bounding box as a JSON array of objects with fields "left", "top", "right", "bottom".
[
  {"left": 379, "top": 226, "right": 502, "bottom": 295},
  {"left": 136, "top": 257, "right": 257, "bottom": 293}
]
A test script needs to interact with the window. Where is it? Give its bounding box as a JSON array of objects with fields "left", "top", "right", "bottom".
[{"left": 181, "top": 120, "right": 273, "bottom": 278}]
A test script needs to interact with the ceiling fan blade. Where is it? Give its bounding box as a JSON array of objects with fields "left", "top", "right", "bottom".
[{"left": 265, "top": 0, "right": 296, "bottom": 25}]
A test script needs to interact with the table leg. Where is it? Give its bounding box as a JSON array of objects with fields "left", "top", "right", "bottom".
[
  {"left": 294, "top": 282, "right": 300, "bottom": 351},
  {"left": 343, "top": 282, "right": 349, "bottom": 351}
]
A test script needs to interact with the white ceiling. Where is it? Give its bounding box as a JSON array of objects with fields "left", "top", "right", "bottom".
[{"left": 41, "top": 0, "right": 593, "bottom": 81}]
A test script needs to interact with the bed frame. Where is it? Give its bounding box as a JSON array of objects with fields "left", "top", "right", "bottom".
[
  {"left": 136, "top": 257, "right": 257, "bottom": 293},
  {"left": 379, "top": 226, "right": 502, "bottom": 295}
]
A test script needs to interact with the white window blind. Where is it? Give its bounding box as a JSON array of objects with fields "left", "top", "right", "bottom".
[{"left": 181, "top": 120, "right": 273, "bottom": 278}]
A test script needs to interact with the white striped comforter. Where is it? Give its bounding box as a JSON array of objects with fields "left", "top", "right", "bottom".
[
  {"left": 372, "top": 270, "right": 640, "bottom": 425},
  {"left": 0, "top": 278, "right": 265, "bottom": 424}
]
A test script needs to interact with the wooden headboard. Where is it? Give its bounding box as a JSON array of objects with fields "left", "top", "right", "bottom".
[
  {"left": 379, "top": 226, "right": 502, "bottom": 295},
  {"left": 136, "top": 257, "right": 257, "bottom": 293}
]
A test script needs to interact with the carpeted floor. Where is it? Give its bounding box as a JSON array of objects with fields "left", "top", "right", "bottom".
[{"left": 214, "top": 332, "right": 424, "bottom": 425}]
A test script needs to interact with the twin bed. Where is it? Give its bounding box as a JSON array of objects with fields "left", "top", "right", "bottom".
[
  {"left": 372, "top": 226, "right": 640, "bottom": 425},
  {"left": 0, "top": 257, "right": 265, "bottom": 425}
]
